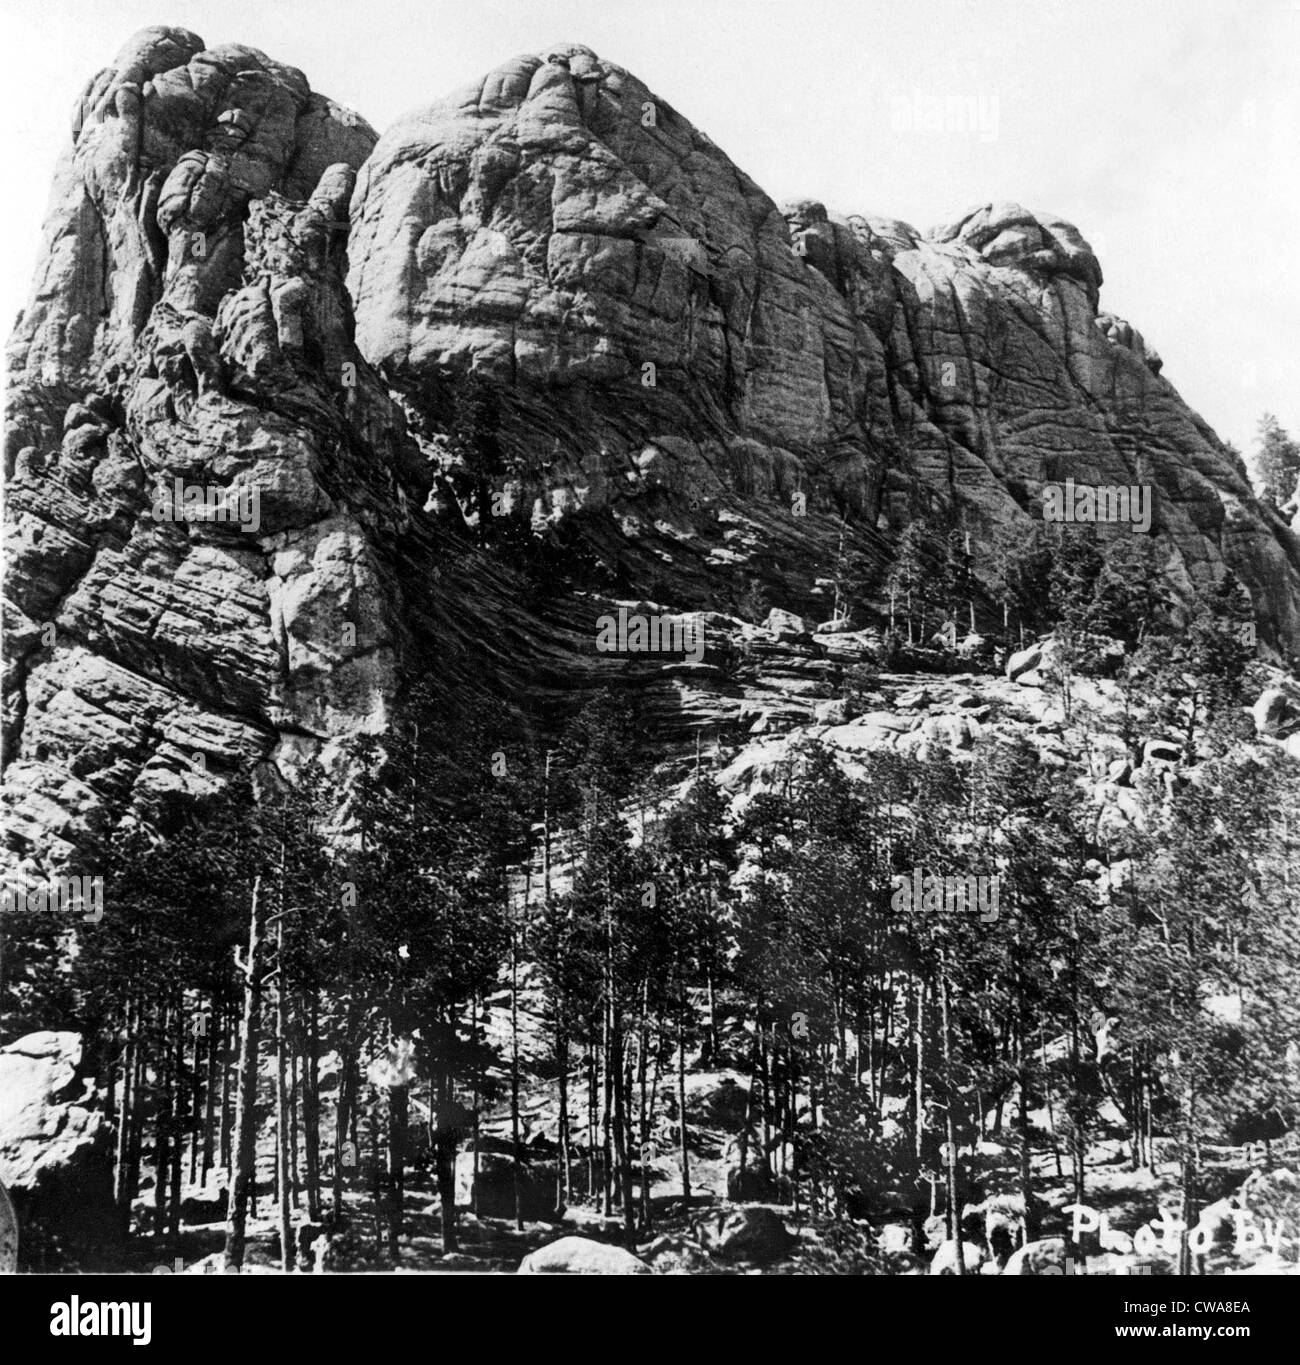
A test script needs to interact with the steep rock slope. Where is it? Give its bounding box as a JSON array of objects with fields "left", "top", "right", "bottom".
[
  {"left": 3, "top": 28, "right": 410, "bottom": 877},
  {"left": 3, "top": 33, "right": 1298, "bottom": 875},
  {"left": 348, "top": 43, "right": 1299, "bottom": 647}
]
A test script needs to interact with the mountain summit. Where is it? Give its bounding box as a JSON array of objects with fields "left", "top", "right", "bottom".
[{"left": 4, "top": 30, "right": 1298, "bottom": 872}]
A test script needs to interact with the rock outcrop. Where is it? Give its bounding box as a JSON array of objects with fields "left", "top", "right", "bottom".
[
  {"left": 4, "top": 32, "right": 1299, "bottom": 872},
  {"left": 695, "top": 1205, "right": 797, "bottom": 1263},
  {"left": 0, "top": 1031, "right": 120, "bottom": 1268},
  {"left": 347, "top": 43, "right": 1300, "bottom": 653},
  {"left": 4, "top": 28, "right": 408, "bottom": 876},
  {"left": 455, "top": 1150, "right": 561, "bottom": 1221},
  {"left": 517, "top": 1234, "right": 651, "bottom": 1274}
]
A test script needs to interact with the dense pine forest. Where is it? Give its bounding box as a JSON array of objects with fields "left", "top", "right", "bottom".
[
  {"left": 3, "top": 20, "right": 1299, "bottom": 1287},
  {"left": 4, "top": 513, "right": 1298, "bottom": 1276}
]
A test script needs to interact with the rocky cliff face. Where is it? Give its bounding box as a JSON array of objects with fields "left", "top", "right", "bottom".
[
  {"left": 4, "top": 27, "right": 413, "bottom": 875},
  {"left": 347, "top": 43, "right": 1299, "bottom": 643},
  {"left": 0, "top": 1031, "right": 119, "bottom": 1268},
  {"left": 4, "top": 31, "right": 1298, "bottom": 876}
]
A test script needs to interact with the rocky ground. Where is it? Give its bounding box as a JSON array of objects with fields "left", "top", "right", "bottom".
[
  {"left": 9, "top": 609, "right": 1299, "bottom": 1275},
  {"left": 110, "top": 1065, "right": 1300, "bottom": 1276},
  {"left": 4, "top": 30, "right": 1299, "bottom": 1279}
]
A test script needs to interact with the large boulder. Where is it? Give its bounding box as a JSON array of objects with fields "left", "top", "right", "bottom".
[
  {"left": 1235, "top": 1165, "right": 1300, "bottom": 1231},
  {"left": 1192, "top": 1196, "right": 1239, "bottom": 1249},
  {"left": 518, "top": 1236, "right": 651, "bottom": 1274},
  {"left": 1008, "top": 637, "right": 1066, "bottom": 686},
  {"left": 814, "top": 698, "right": 850, "bottom": 725},
  {"left": 455, "top": 1151, "right": 559, "bottom": 1221},
  {"left": 1252, "top": 689, "right": 1299, "bottom": 737},
  {"left": 1005, "top": 643, "right": 1044, "bottom": 683},
  {"left": 179, "top": 1184, "right": 229, "bottom": 1224},
  {"left": 696, "top": 1206, "right": 796, "bottom": 1263},
  {"left": 999, "top": 1237, "right": 1144, "bottom": 1276},
  {"left": 1002, "top": 1237, "right": 1068, "bottom": 1275},
  {"left": 929, "top": 1239, "right": 986, "bottom": 1274},
  {"left": 0, "top": 1032, "right": 121, "bottom": 1268},
  {"left": 722, "top": 1135, "right": 779, "bottom": 1200},
  {"left": 726, "top": 1162, "right": 780, "bottom": 1202},
  {"left": 686, "top": 1074, "right": 750, "bottom": 1131},
  {"left": 964, "top": 1193, "right": 1026, "bottom": 1259},
  {"left": 765, "top": 609, "right": 812, "bottom": 643},
  {"left": 639, "top": 1232, "right": 710, "bottom": 1274},
  {"left": 1142, "top": 737, "right": 1182, "bottom": 766},
  {"left": 922, "top": 1213, "right": 948, "bottom": 1251},
  {"left": 0, "top": 1180, "right": 17, "bottom": 1272}
]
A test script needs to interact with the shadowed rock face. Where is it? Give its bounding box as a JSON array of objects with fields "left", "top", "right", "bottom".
[{"left": 4, "top": 33, "right": 1299, "bottom": 873}]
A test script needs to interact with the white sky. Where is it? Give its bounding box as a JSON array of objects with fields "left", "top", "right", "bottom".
[{"left": 2, "top": 0, "right": 1296, "bottom": 457}]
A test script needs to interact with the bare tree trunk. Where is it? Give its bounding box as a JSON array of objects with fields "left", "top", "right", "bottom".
[
  {"left": 273, "top": 916, "right": 294, "bottom": 1271},
  {"left": 586, "top": 1052, "right": 597, "bottom": 1202},
  {"left": 168, "top": 1015, "right": 184, "bottom": 1239},
  {"left": 333, "top": 1009, "right": 359, "bottom": 1219},
  {"left": 387, "top": 1083, "right": 407, "bottom": 1259},
  {"left": 510, "top": 920, "right": 523, "bottom": 1231},
  {"left": 759, "top": 1023, "right": 772, "bottom": 1176},
  {"left": 676, "top": 1002, "right": 691, "bottom": 1209},
  {"left": 1068, "top": 962, "right": 1086, "bottom": 1218},
  {"left": 938, "top": 965, "right": 965, "bottom": 1274},
  {"left": 288, "top": 1038, "right": 301, "bottom": 1210},
  {"left": 913, "top": 978, "right": 925, "bottom": 1164},
  {"left": 1145, "top": 1074, "right": 1155, "bottom": 1174},
  {"left": 302, "top": 993, "right": 322, "bottom": 1221},
  {"left": 201, "top": 1004, "right": 217, "bottom": 1187},
  {"left": 125, "top": 1035, "right": 145, "bottom": 1227},
  {"left": 1180, "top": 1090, "right": 1198, "bottom": 1276},
  {"left": 153, "top": 1003, "right": 170, "bottom": 1247},
  {"left": 188, "top": 1008, "right": 201, "bottom": 1187},
  {"left": 1129, "top": 1056, "right": 1143, "bottom": 1170},
  {"left": 542, "top": 749, "right": 570, "bottom": 1215},
  {"left": 469, "top": 992, "right": 480, "bottom": 1218},
  {"left": 911, "top": 978, "right": 927, "bottom": 1257},
  {"left": 224, "top": 876, "right": 263, "bottom": 1271},
  {"left": 601, "top": 957, "right": 614, "bottom": 1217},
  {"left": 878, "top": 975, "right": 892, "bottom": 1105},
  {"left": 218, "top": 1004, "right": 233, "bottom": 1176},
  {"left": 611, "top": 1028, "right": 636, "bottom": 1244},
  {"left": 1018, "top": 1046, "right": 1038, "bottom": 1244},
  {"left": 1041, "top": 1028, "right": 1063, "bottom": 1179},
  {"left": 737, "top": 1003, "right": 763, "bottom": 1199},
  {"left": 704, "top": 967, "right": 719, "bottom": 1068},
  {"left": 637, "top": 984, "right": 651, "bottom": 1232},
  {"left": 114, "top": 998, "right": 135, "bottom": 1228},
  {"left": 434, "top": 1056, "right": 459, "bottom": 1253},
  {"left": 557, "top": 1022, "right": 572, "bottom": 1209},
  {"left": 368, "top": 1089, "right": 383, "bottom": 1253}
]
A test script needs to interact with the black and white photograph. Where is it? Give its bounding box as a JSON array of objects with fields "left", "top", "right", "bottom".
[{"left": 0, "top": 0, "right": 1298, "bottom": 1322}]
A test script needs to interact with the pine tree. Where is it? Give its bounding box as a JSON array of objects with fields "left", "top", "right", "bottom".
[
  {"left": 446, "top": 369, "right": 504, "bottom": 544},
  {"left": 1251, "top": 413, "right": 1300, "bottom": 508},
  {"left": 1116, "top": 755, "right": 1300, "bottom": 1272}
]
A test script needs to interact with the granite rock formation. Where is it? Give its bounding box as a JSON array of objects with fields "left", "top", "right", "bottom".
[
  {"left": 347, "top": 44, "right": 1300, "bottom": 648},
  {"left": 4, "top": 28, "right": 405, "bottom": 875},
  {"left": 4, "top": 32, "right": 1299, "bottom": 874},
  {"left": 0, "top": 1031, "right": 120, "bottom": 1267}
]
